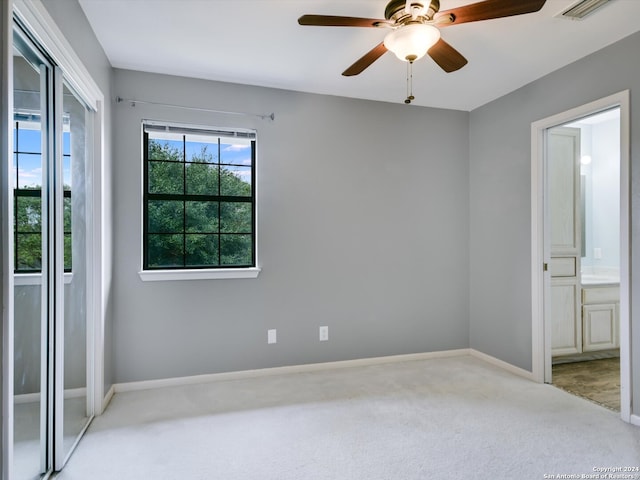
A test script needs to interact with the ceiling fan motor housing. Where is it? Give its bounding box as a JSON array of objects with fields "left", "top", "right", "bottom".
[{"left": 384, "top": 0, "right": 440, "bottom": 22}]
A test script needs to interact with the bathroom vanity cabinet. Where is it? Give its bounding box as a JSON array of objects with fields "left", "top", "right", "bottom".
[
  {"left": 551, "top": 282, "right": 620, "bottom": 357},
  {"left": 581, "top": 285, "right": 619, "bottom": 352}
]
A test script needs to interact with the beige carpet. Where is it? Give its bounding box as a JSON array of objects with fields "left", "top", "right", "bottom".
[{"left": 56, "top": 356, "right": 640, "bottom": 480}]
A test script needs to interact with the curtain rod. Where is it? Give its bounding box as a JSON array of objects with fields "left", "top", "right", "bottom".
[{"left": 115, "top": 96, "right": 275, "bottom": 121}]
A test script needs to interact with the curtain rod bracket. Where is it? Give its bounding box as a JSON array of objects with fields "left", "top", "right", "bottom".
[{"left": 115, "top": 96, "right": 274, "bottom": 121}]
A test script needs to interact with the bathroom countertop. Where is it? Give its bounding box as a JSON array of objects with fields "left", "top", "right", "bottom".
[{"left": 581, "top": 274, "right": 620, "bottom": 286}]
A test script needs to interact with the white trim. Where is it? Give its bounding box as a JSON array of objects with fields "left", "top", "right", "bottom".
[
  {"left": 93, "top": 98, "right": 106, "bottom": 415},
  {"left": 530, "top": 91, "right": 631, "bottom": 422},
  {"left": 631, "top": 415, "right": 640, "bottom": 427},
  {"left": 619, "top": 92, "right": 632, "bottom": 423},
  {"left": 102, "top": 384, "right": 115, "bottom": 412},
  {"left": 138, "top": 267, "right": 261, "bottom": 282},
  {"left": 114, "top": 349, "right": 472, "bottom": 393},
  {"left": 469, "top": 349, "right": 535, "bottom": 380},
  {"left": 52, "top": 64, "right": 65, "bottom": 471},
  {"left": 13, "top": 0, "right": 101, "bottom": 110},
  {"left": 531, "top": 120, "right": 546, "bottom": 384},
  {"left": 1, "top": 0, "right": 14, "bottom": 477}
]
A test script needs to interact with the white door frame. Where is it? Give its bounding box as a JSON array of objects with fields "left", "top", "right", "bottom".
[{"left": 530, "top": 90, "right": 631, "bottom": 422}]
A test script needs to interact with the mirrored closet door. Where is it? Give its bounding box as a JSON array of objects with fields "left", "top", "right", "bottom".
[{"left": 12, "top": 19, "right": 94, "bottom": 479}]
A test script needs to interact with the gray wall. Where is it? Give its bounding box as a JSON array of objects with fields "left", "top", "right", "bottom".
[
  {"left": 42, "top": 0, "right": 115, "bottom": 396},
  {"left": 469, "top": 31, "right": 640, "bottom": 411},
  {"left": 112, "top": 69, "right": 470, "bottom": 383}
]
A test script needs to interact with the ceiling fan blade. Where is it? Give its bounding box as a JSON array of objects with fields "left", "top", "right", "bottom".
[
  {"left": 427, "top": 38, "right": 468, "bottom": 73},
  {"left": 342, "top": 42, "right": 388, "bottom": 76},
  {"left": 298, "top": 15, "right": 390, "bottom": 28},
  {"left": 434, "top": 0, "right": 546, "bottom": 26}
]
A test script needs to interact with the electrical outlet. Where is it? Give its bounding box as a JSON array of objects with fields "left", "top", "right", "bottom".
[
  {"left": 319, "top": 326, "right": 329, "bottom": 342},
  {"left": 594, "top": 247, "right": 602, "bottom": 259},
  {"left": 267, "top": 329, "right": 277, "bottom": 344}
]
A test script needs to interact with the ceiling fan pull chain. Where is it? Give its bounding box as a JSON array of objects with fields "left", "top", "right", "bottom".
[{"left": 405, "top": 61, "right": 415, "bottom": 104}]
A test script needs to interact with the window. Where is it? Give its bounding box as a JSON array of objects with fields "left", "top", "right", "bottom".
[
  {"left": 13, "top": 114, "right": 72, "bottom": 273},
  {"left": 142, "top": 122, "right": 256, "bottom": 273}
]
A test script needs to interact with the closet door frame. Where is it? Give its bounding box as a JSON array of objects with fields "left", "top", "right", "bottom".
[{"left": 2, "top": 1, "right": 107, "bottom": 478}]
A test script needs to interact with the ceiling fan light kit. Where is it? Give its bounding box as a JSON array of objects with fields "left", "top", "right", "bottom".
[
  {"left": 298, "top": 0, "right": 548, "bottom": 103},
  {"left": 383, "top": 23, "right": 441, "bottom": 62}
]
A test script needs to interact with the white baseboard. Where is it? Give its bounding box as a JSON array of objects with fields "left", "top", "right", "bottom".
[
  {"left": 469, "top": 349, "right": 535, "bottom": 381},
  {"left": 114, "top": 349, "right": 472, "bottom": 393},
  {"left": 102, "top": 384, "right": 115, "bottom": 413},
  {"left": 88, "top": 350, "right": 640, "bottom": 427}
]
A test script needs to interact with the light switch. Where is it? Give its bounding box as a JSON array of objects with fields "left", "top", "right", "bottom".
[{"left": 267, "top": 329, "right": 277, "bottom": 344}]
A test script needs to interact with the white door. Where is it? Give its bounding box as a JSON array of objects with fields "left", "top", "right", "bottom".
[{"left": 548, "top": 127, "right": 581, "bottom": 356}]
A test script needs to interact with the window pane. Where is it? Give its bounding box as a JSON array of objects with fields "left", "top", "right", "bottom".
[
  {"left": 144, "top": 124, "right": 256, "bottom": 270},
  {"left": 63, "top": 196, "right": 72, "bottom": 231},
  {"left": 186, "top": 163, "right": 219, "bottom": 195},
  {"left": 16, "top": 127, "right": 41, "bottom": 154},
  {"left": 186, "top": 234, "right": 219, "bottom": 267},
  {"left": 148, "top": 200, "right": 184, "bottom": 233},
  {"left": 16, "top": 233, "right": 41, "bottom": 271},
  {"left": 220, "top": 234, "right": 252, "bottom": 266},
  {"left": 148, "top": 161, "right": 184, "bottom": 195},
  {"left": 220, "top": 202, "right": 251, "bottom": 233},
  {"left": 186, "top": 201, "right": 218, "bottom": 233},
  {"left": 63, "top": 130, "right": 70, "bottom": 155},
  {"left": 148, "top": 138, "right": 183, "bottom": 161},
  {"left": 185, "top": 134, "right": 218, "bottom": 163},
  {"left": 220, "top": 166, "right": 251, "bottom": 197},
  {"left": 12, "top": 153, "right": 17, "bottom": 189},
  {"left": 220, "top": 139, "right": 252, "bottom": 166},
  {"left": 17, "top": 153, "right": 42, "bottom": 188},
  {"left": 63, "top": 154, "right": 71, "bottom": 190},
  {"left": 148, "top": 234, "right": 183, "bottom": 268},
  {"left": 16, "top": 196, "right": 41, "bottom": 232},
  {"left": 64, "top": 233, "right": 72, "bottom": 271}
]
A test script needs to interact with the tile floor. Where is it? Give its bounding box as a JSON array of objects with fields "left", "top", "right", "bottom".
[{"left": 552, "top": 357, "right": 620, "bottom": 411}]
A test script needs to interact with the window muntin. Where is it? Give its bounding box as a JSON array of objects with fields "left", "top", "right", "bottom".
[
  {"left": 13, "top": 115, "right": 72, "bottom": 273},
  {"left": 143, "top": 123, "right": 256, "bottom": 270}
]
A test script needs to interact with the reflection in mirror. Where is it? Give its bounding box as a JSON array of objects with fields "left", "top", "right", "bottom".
[
  {"left": 567, "top": 108, "right": 621, "bottom": 282},
  {"left": 13, "top": 41, "right": 48, "bottom": 480},
  {"left": 61, "top": 81, "right": 92, "bottom": 460}
]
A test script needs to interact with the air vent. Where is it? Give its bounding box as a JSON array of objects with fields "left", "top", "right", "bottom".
[{"left": 557, "top": 0, "right": 613, "bottom": 20}]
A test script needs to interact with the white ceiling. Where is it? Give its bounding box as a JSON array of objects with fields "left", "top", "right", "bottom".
[{"left": 78, "top": 0, "right": 640, "bottom": 111}]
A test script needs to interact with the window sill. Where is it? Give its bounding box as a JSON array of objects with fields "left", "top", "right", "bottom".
[{"left": 138, "top": 267, "right": 261, "bottom": 282}]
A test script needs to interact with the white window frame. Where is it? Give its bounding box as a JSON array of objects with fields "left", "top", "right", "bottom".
[{"left": 138, "top": 120, "right": 260, "bottom": 282}]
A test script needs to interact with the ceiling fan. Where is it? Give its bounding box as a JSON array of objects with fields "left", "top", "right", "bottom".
[{"left": 298, "top": 0, "right": 547, "bottom": 79}]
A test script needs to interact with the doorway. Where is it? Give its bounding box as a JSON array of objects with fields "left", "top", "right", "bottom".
[
  {"left": 530, "top": 92, "right": 631, "bottom": 421},
  {"left": 548, "top": 110, "right": 621, "bottom": 411}
]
